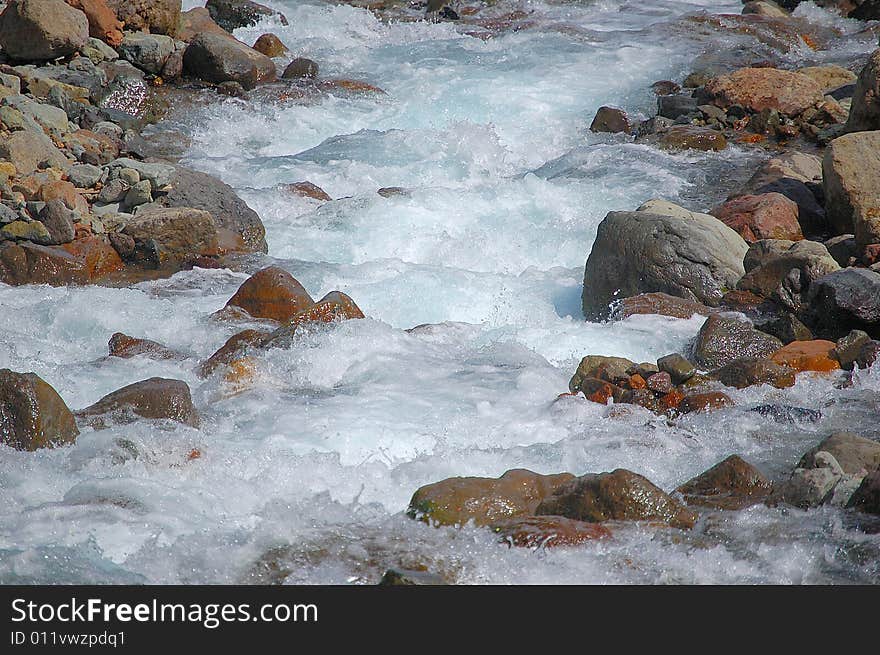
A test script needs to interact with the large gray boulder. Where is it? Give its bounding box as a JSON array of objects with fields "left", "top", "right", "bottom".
[
  {"left": 182, "top": 31, "right": 276, "bottom": 90},
  {"left": 0, "top": 0, "right": 89, "bottom": 61},
  {"left": 154, "top": 165, "right": 267, "bottom": 253},
  {"left": 822, "top": 131, "right": 880, "bottom": 246},
  {"left": 806, "top": 267, "right": 880, "bottom": 339},
  {"left": 582, "top": 201, "right": 748, "bottom": 319},
  {"left": 844, "top": 48, "right": 880, "bottom": 133}
]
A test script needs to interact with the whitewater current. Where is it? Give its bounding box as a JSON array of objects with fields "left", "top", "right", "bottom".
[{"left": 2, "top": 0, "right": 880, "bottom": 583}]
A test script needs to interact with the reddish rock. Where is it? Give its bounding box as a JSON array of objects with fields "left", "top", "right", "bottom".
[
  {"left": 676, "top": 455, "right": 773, "bottom": 509},
  {"left": 569, "top": 355, "right": 634, "bottom": 392},
  {"left": 704, "top": 67, "right": 824, "bottom": 117},
  {"left": 646, "top": 371, "right": 673, "bottom": 394},
  {"left": 283, "top": 181, "right": 331, "bottom": 202},
  {"left": 290, "top": 291, "right": 365, "bottom": 324},
  {"left": 659, "top": 125, "right": 727, "bottom": 151},
  {"left": 589, "top": 106, "right": 631, "bottom": 134},
  {"left": 37, "top": 180, "right": 80, "bottom": 210},
  {"left": 108, "top": 333, "right": 186, "bottom": 361},
  {"left": 711, "top": 193, "right": 803, "bottom": 243},
  {"left": 225, "top": 266, "right": 315, "bottom": 323},
  {"left": 0, "top": 241, "right": 88, "bottom": 285},
  {"left": 579, "top": 378, "right": 626, "bottom": 405},
  {"left": 770, "top": 339, "right": 841, "bottom": 373},
  {"left": 492, "top": 516, "right": 611, "bottom": 548},
  {"left": 61, "top": 236, "right": 125, "bottom": 279},
  {"left": 659, "top": 389, "right": 686, "bottom": 412},
  {"left": 678, "top": 391, "right": 734, "bottom": 414},
  {"left": 66, "top": 0, "right": 124, "bottom": 47},
  {"left": 176, "top": 7, "right": 228, "bottom": 42},
  {"left": 104, "top": 0, "right": 180, "bottom": 36},
  {"left": 64, "top": 129, "right": 119, "bottom": 166},
  {"left": 628, "top": 374, "right": 646, "bottom": 390},
  {"left": 536, "top": 469, "right": 697, "bottom": 529},
  {"left": 320, "top": 79, "right": 386, "bottom": 95},
  {"left": 198, "top": 328, "right": 269, "bottom": 377},
  {"left": 407, "top": 469, "right": 576, "bottom": 527},
  {"left": 615, "top": 292, "right": 714, "bottom": 320},
  {"left": 0, "top": 369, "right": 79, "bottom": 451}
]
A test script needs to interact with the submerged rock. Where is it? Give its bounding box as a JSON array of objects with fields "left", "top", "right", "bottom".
[
  {"left": 847, "top": 470, "right": 880, "bottom": 515},
  {"left": 569, "top": 355, "right": 634, "bottom": 392},
  {"left": 0, "top": 369, "right": 79, "bottom": 451},
  {"left": 491, "top": 515, "right": 612, "bottom": 548},
  {"left": 581, "top": 204, "right": 747, "bottom": 319},
  {"left": 614, "top": 292, "right": 713, "bottom": 320},
  {"left": 708, "top": 357, "right": 796, "bottom": 389},
  {"left": 76, "top": 377, "right": 199, "bottom": 428},
  {"left": 108, "top": 333, "right": 186, "bottom": 361},
  {"left": 378, "top": 568, "right": 447, "bottom": 585},
  {"left": 407, "top": 469, "right": 576, "bottom": 527},
  {"left": 589, "top": 106, "right": 630, "bottom": 134},
  {"left": 535, "top": 469, "right": 697, "bottom": 529},
  {"left": 676, "top": 455, "right": 772, "bottom": 509}
]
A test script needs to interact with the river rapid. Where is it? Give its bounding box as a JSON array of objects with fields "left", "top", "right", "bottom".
[{"left": 1, "top": 0, "right": 880, "bottom": 584}]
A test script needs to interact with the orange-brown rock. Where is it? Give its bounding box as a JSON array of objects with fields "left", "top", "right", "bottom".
[
  {"left": 536, "top": 469, "right": 697, "bottom": 529},
  {"left": 578, "top": 378, "right": 627, "bottom": 405},
  {"left": 76, "top": 377, "right": 199, "bottom": 428},
  {"left": 225, "top": 266, "right": 315, "bottom": 323},
  {"left": 66, "top": 0, "right": 124, "bottom": 47},
  {"left": 252, "top": 33, "right": 287, "bottom": 58},
  {"left": 37, "top": 180, "right": 80, "bottom": 210},
  {"left": 628, "top": 374, "right": 646, "bottom": 390},
  {"left": 198, "top": 328, "right": 269, "bottom": 377},
  {"left": 0, "top": 369, "right": 79, "bottom": 451},
  {"left": 491, "top": 515, "right": 612, "bottom": 548},
  {"left": 659, "top": 389, "right": 686, "bottom": 412},
  {"left": 0, "top": 242, "right": 88, "bottom": 285},
  {"left": 290, "top": 291, "right": 364, "bottom": 325},
  {"left": 704, "top": 67, "right": 824, "bottom": 117},
  {"left": 62, "top": 236, "right": 125, "bottom": 279},
  {"left": 108, "top": 332, "right": 186, "bottom": 360},
  {"left": 176, "top": 7, "right": 229, "bottom": 42},
  {"left": 320, "top": 79, "right": 386, "bottom": 95},
  {"left": 711, "top": 193, "right": 803, "bottom": 243},
  {"left": 283, "top": 181, "right": 331, "bottom": 201},
  {"left": 615, "top": 292, "right": 714, "bottom": 320},
  {"left": 407, "top": 469, "right": 576, "bottom": 527},
  {"left": 676, "top": 455, "right": 772, "bottom": 510},
  {"left": 677, "top": 391, "right": 734, "bottom": 414},
  {"left": 770, "top": 339, "right": 841, "bottom": 373}
]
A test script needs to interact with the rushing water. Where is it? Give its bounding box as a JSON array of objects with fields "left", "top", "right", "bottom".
[{"left": 2, "top": 0, "right": 880, "bottom": 584}]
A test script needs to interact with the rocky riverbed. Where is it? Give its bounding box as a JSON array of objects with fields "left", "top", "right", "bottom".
[{"left": 1, "top": 0, "right": 880, "bottom": 584}]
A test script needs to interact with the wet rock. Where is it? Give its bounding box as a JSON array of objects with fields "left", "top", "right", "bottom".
[
  {"left": 407, "top": 469, "right": 576, "bottom": 527},
  {"left": 692, "top": 315, "right": 782, "bottom": 369},
  {"left": 206, "top": 0, "right": 287, "bottom": 32},
  {"left": 645, "top": 371, "right": 673, "bottom": 394},
  {"left": 183, "top": 31, "right": 277, "bottom": 90},
  {"left": 614, "top": 292, "right": 714, "bottom": 320},
  {"left": 155, "top": 165, "right": 267, "bottom": 253},
  {"left": 535, "top": 469, "right": 697, "bottom": 529},
  {"left": 832, "top": 329, "right": 871, "bottom": 371},
  {"left": 749, "top": 404, "right": 821, "bottom": 423},
  {"left": 0, "top": 369, "right": 79, "bottom": 451},
  {"left": 491, "top": 515, "right": 611, "bottom": 548},
  {"left": 378, "top": 569, "right": 446, "bottom": 585},
  {"left": 581, "top": 205, "right": 748, "bottom": 319},
  {"left": 780, "top": 460, "right": 844, "bottom": 508},
  {"left": 708, "top": 357, "right": 796, "bottom": 389},
  {"left": 651, "top": 80, "right": 680, "bottom": 96},
  {"left": 847, "top": 470, "right": 880, "bottom": 515},
  {"left": 798, "top": 433, "right": 880, "bottom": 477},
  {"left": 0, "top": 0, "right": 89, "bottom": 61},
  {"left": 845, "top": 49, "right": 880, "bottom": 133},
  {"left": 67, "top": 0, "right": 123, "bottom": 48},
  {"left": 224, "top": 266, "right": 315, "bottom": 323},
  {"left": 657, "top": 353, "right": 695, "bottom": 384},
  {"left": 104, "top": 0, "right": 181, "bottom": 36},
  {"left": 108, "top": 332, "right": 185, "bottom": 361},
  {"left": 120, "top": 207, "right": 218, "bottom": 268},
  {"left": 770, "top": 339, "right": 840, "bottom": 373},
  {"left": 749, "top": 178, "right": 826, "bottom": 238},
  {"left": 756, "top": 313, "right": 813, "bottom": 344},
  {"left": 704, "top": 67, "right": 824, "bottom": 118},
  {"left": 711, "top": 193, "right": 802, "bottom": 243},
  {"left": 569, "top": 356, "right": 634, "bottom": 392},
  {"left": 77, "top": 377, "right": 199, "bottom": 428},
  {"left": 677, "top": 391, "right": 734, "bottom": 414},
  {"left": 284, "top": 181, "right": 331, "bottom": 201},
  {"left": 118, "top": 32, "right": 176, "bottom": 76},
  {"left": 253, "top": 33, "right": 287, "bottom": 58},
  {"left": 656, "top": 94, "right": 699, "bottom": 120},
  {"left": 741, "top": 1, "right": 789, "bottom": 17},
  {"left": 262, "top": 292, "right": 365, "bottom": 347},
  {"left": 216, "top": 80, "right": 247, "bottom": 97},
  {"left": 806, "top": 267, "right": 880, "bottom": 339},
  {"left": 658, "top": 126, "right": 727, "bottom": 151},
  {"left": 282, "top": 58, "right": 319, "bottom": 80},
  {"left": 578, "top": 377, "right": 628, "bottom": 404},
  {"left": 198, "top": 328, "right": 269, "bottom": 377},
  {"left": 676, "top": 455, "right": 772, "bottom": 509},
  {"left": 589, "top": 106, "right": 630, "bottom": 134},
  {"left": 737, "top": 239, "right": 839, "bottom": 314},
  {"left": 822, "top": 131, "right": 880, "bottom": 244}
]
